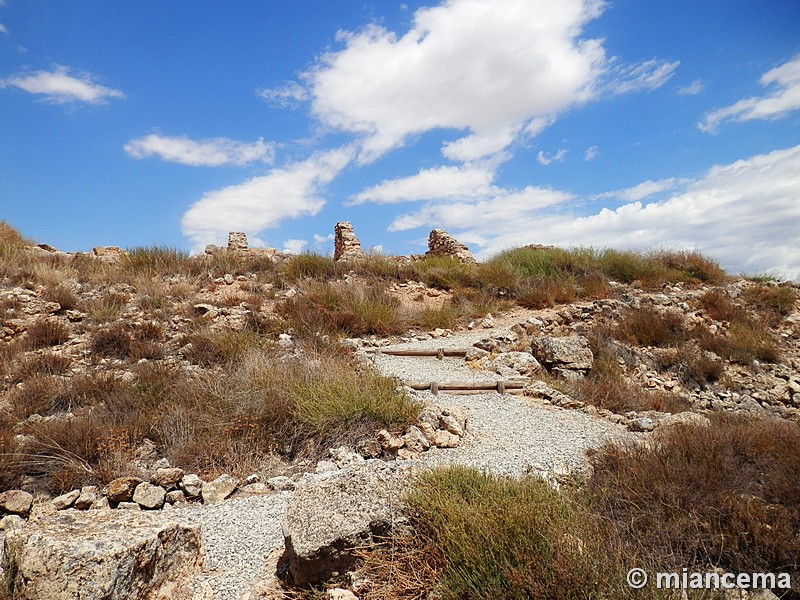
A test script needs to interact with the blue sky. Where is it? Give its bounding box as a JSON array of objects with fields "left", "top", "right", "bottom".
[{"left": 1, "top": 1, "right": 800, "bottom": 279}]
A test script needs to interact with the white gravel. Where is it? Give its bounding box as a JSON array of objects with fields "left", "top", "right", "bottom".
[
  {"left": 413, "top": 390, "right": 631, "bottom": 477},
  {"left": 173, "top": 492, "right": 292, "bottom": 600},
  {"left": 372, "top": 355, "right": 503, "bottom": 383}
]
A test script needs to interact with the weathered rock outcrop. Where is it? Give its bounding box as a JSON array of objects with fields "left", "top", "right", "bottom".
[
  {"left": 426, "top": 229, "right": 475, "bottom": 263},
  {"left": 0, "top": 490, "right": 33, "bottom": 518},
  {"left": 531, "top": 335, "right": 594, "bottom": 374},
  {"left": 279, "top": 460, "right": 415, "bottom": 587},
  {"left": 334, "top": 222, "right": 364, "bottom": 262},
  {"left": 2, "top": 510, "right": 203, "bottom": 599}
]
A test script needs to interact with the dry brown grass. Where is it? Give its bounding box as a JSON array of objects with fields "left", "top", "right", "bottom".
[
  {"left": 614, "top": 306, "right": 688, "bottom": 348},
  {"left": 280, "top": 281, "right": 406, "bottom": 336},
  {"left": 25, "top": 318, "right": 70, "bottom": 349},
  {"left": 588, "top": 415, "right": 800, "bottom": 587}
]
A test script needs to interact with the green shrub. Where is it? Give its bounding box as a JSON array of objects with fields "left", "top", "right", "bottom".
[
  {"left": 280, "top": 281, "right": 405, "bottom": 336},
  {"left": 121, "top": 245, "right": 198, "bottom": 277},
  {"left": 281, "top": 252, "right": 338, "bottom": 282},
  {"left": 366, "top": 466, "right": 635, "bottom": 600},
  {"left": 412, "top": 256, "right": 478, "bottom": 289}
]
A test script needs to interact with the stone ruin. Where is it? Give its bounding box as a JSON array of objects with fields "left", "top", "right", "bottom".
[
  {"left": 334, "top": 221, "right": 364, "bottom": 262},
  {"left": 426, "top": 229, "right": 475, "bottom": 263},
  {"left": 227, "top": 231, "right": 248, "bottom": 252},
  {"left": 204, "top": 232, "right": 279, "bottom": 260}
]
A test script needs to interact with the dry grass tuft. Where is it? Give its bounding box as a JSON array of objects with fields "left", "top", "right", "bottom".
[{"left": 25, "top": 318, "right": 70, "bottom": 349}]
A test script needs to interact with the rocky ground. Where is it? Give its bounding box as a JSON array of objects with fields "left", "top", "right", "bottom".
[{"left": 1, "top": 229, "right": 799, "bottom": 598}]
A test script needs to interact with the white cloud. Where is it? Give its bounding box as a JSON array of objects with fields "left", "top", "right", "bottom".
[
  {"left": 388, "top": 185, "right": 573, "bottom": 232},
  {"left": 313, "top": 233, "right": 334, "bottom": 244},
  {"left": 0, "top": 24, "right": 7, "bottom": 34},
  {"left": 677, "top": 79, "right": 704, "bottom": 96},
  {"left": 605, "top": 58, "right": 680, "bottom": 95},
  {"left": 282, "top": 239, "right": 308, "bottom": 254},
  {"left": 536, "top": 148, "right": 568, "bottom": 165},
  {"left": 700, "top": 54, "right": 800, "bottom": 132},
  {"left": 592, "top": 177, "right": 688, "bottom": 202},
  {"left": 258, "top": 81, "right": 309, "bottom": 108},
  {"left": 181, "top": 146, "right": 354, "bottom": 251},
  {"left": 306, "top": 0, "right": 611, "bottom": 162},
  {"left": 390, "top": 145, "right": 800, "bottom": 279},
  {"left": 349, "top": 164, "right": 497, "bottom": 205},
  {"left": 584, "top": 145, "right": 599, "bottom": 161},
  {"left": 0, "top": 65, "right": 124, "bottom": 104},
  {"left": 125, "top": 134, "right": 276, "bottom": 167}
]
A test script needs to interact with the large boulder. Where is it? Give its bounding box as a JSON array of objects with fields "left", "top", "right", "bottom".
[
  {"left": 531, "top": 335, "right": 594, "bottom": 372},
  {"left": 2, "top": 510, "right": 203, "bottom": 599},
  {"left": 279, "top": 460, "right": 415, "bottom": 587}
]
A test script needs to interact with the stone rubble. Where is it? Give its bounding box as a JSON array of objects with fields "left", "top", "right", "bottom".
[{"left": 425, "top": 228, "right": 476, "bottom": 263}]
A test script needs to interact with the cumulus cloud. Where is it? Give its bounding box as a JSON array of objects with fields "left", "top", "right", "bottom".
[
  {"left": 584, "top": 145, "right": 599, "bottom": 161},
  {"left": 0, "top": 65, "right": 124, "bottom": 104},
  {"left": 700, "top": 54, "right": 800, "bottom": 132},
  {"left": 305, "top": 0, "right": 618, "bottom": 162},
  {"left": 677, "top": 79, "right": 704, "bottom": 96},
  {"left": 125, "top": 134, "right": 276, "bottom": 167},
  {"left": 349, "top": 164, "right": 497, "bottom": 205},
  {"left": 390, "top": 145, "right": 800, "bottom": 279},
  {"left": 536, "top": 148, "right": 568, "bottom": 165},
  {"left": 388, "top": 185, "right": 574, "bottom": 232},
  {"left": 282, "top": 239, "right": 308, "bottom": 254},
  {"left": 258, "top": 81, "right": 309, "bottom": 109},
  {"left": 313, "top": 233, "right": 334, "bottom": 244},
  {"left": 592, "top": 177, "right": 689, "bottom": 202},
  {"left": 181, "top": 146, "right": 354, "bottom": 250}
]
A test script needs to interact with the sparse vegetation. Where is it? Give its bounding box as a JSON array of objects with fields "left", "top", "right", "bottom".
[
  {"left": 25, "top": 318, "right": 70, "bottom": 349},
  {"left": 1, "top": 220, "right": 799, "bottom": 597}
]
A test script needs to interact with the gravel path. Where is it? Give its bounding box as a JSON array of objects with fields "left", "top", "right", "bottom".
[
  {"left": 371, "top": 355, "right": 504, "bottom": 383},
  {"left": 176, "top": 322, "right": 630, "bottom": 598},
  {"left": 174, "top": 492, "right": 292, "bottom": 600},
  {"left": 412, "top": 390, "right": 630, "bottom": 477}
]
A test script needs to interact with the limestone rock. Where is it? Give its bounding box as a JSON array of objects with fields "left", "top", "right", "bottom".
[
  {"left": 484, "top": 351, "right": 542, "bottom": 377},
  {"left": 334, "top": 222, "right": 364, "bottom": 262},
  {"left": 628, "top": 417, "right": 655, "bottom": 432},
  {"left": 2, "top": 510, "right": 203, "bottom": 599},
  {"left": 51, "top": 489, "right": 80, "bottom": 511},
  {"left": 74, "top": 486, "right": 99, "bottom": 510},
  {"left": 401, "top": 426, "right": 431, "bottom": 453},
  {"left": 357, "top": 437, "right": 383, "bottom": 459},
  {"left": 201, "top": 474, "right": 237, "bottom": 505},
  {"left": 132, "top": 482, "right": 166, "bottom": 510},
  {"left": 376, "top": 429, "right": 405, "bottom": 451},
  {"left": 439, "top": 414, "right": 464, "bottom": 437},
  {"left": 179, "top": 473, "right": 203, "bottom": 498},
  {"left": 0, "top": 490, "right": 33, "bottom": 517},
  {"left": 0, "top": 514, "right": 25, "bottom": 532},
  {"left": 426, "top": 229, "right": 475, "bottom": 263},
  {"left": 531, "top": 335, "right": 594, "bottom": 371},
  {"left": 267, "top": 476, "right": 296, "bottom": 492},
  {"left": 280, "top": 460, "right": 414, "bottom": 587},
  {"left": 105, "top": 476, "right": 143, "bottom": 504},
  {"left": 151, "top": 467, "right": 185, "bottom": 490},
  {"left": 658, "top": 412, "right": 711, "bottom": 429},
  {"left": 92, "top": 246, "right": 127, "bottom": 260},
  {"left": 431, "top": 429, "right": 461, "bottom": 448}
]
